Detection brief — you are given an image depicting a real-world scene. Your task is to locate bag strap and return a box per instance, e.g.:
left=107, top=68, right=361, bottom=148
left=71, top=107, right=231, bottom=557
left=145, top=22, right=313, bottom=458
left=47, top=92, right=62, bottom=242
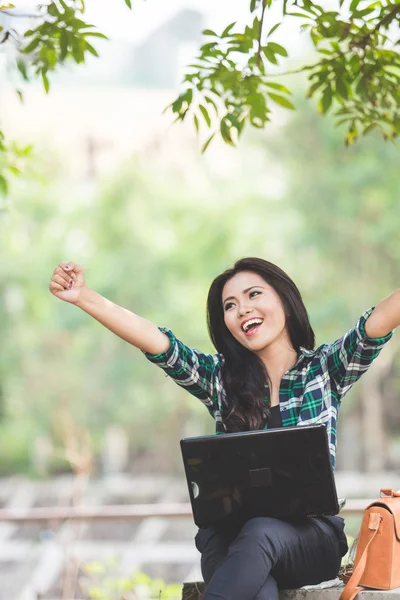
left=339, top=513, right=382, bottom=600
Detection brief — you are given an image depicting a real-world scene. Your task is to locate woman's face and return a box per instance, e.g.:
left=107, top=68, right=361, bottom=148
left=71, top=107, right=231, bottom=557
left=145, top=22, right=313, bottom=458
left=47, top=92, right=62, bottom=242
left=222, top=271, right=288, bottom=353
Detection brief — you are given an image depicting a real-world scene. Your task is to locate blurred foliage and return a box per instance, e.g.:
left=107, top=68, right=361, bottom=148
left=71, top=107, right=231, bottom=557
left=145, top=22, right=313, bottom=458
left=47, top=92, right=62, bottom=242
left=0, top=84, right=399, bottom=475
left=82, top=561, right=181, bottom=599
left=0, top=131, right=32, bottom=197
left=2, top=0, right=119, bottom=91
left=265, top=95, right=399, bottom=331
left=172, top=0, right=400, bottom=150
left=2, top=0, right=400, bottom=192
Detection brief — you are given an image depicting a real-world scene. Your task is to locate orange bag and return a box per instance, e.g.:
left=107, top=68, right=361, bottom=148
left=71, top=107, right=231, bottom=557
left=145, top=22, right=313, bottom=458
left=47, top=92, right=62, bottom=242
left=340, top=489, right=400, bottom=600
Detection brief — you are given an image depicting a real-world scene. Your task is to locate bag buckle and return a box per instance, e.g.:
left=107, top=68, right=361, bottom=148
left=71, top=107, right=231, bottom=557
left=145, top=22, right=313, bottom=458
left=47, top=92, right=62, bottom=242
left=369, top=513, right=381, bottom=531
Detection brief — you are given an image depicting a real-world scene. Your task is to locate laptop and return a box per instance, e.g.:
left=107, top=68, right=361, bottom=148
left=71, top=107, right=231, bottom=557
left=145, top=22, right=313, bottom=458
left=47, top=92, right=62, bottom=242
left=180, top=424, right=339, bottom=528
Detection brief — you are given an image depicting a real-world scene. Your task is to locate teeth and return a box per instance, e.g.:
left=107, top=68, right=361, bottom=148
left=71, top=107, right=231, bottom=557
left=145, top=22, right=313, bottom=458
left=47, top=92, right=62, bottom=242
left=242, top=318, right=263, bottom=332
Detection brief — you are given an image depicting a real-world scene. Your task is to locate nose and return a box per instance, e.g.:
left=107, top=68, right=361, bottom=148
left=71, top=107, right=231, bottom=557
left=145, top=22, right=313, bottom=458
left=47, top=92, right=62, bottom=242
left=238, top=304, right=252, bottom=318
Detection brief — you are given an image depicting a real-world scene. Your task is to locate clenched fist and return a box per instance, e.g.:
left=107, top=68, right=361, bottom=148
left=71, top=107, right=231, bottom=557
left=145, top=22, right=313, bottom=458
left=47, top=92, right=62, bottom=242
left=49, top=262, right=86, bottom=304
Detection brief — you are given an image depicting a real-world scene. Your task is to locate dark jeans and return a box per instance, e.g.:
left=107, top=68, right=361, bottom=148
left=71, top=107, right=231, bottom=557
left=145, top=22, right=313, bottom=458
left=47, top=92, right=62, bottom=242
left=194, top=516, right=347, bottom=600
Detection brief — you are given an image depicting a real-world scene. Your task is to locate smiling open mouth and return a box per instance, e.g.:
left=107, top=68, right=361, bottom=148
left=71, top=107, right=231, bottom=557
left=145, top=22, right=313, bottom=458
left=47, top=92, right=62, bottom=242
left=241, top=318, right=264, bottom=335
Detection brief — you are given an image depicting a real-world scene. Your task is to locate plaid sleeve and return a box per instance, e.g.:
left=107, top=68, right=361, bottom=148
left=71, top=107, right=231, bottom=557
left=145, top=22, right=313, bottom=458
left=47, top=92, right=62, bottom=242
left=326, top=307, right=394, bottom=398
left=142, top=327, right=222, bottom=417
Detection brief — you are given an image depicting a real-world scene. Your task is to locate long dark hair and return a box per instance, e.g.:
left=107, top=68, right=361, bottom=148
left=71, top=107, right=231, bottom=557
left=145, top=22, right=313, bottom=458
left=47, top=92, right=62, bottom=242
left=206, top=257, right=315, bottom=432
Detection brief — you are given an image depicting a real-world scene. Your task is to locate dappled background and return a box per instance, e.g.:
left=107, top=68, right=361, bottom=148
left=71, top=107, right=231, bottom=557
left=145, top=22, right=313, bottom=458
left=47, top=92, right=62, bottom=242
left=0, top=0, right=399, bottom=598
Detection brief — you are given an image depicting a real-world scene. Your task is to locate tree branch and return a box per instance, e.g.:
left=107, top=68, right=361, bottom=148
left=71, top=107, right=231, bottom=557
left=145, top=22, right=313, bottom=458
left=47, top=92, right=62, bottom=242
left=256, top=0, right=267, bottom=68
left=351, top=3, right=400, bottom=49
left=0, top=10, right=41, bottom=18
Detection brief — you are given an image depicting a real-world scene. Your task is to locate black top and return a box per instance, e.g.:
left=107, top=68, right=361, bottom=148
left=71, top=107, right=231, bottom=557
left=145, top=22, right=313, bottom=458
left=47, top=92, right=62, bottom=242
left=268, top=404, right=348, bottom=556
left=268, top=405, right=282, bottom=429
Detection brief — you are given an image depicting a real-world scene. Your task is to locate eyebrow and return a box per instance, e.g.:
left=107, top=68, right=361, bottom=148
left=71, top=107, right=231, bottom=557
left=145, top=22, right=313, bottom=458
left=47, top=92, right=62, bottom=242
left=223, top=286, right=265, bottom=305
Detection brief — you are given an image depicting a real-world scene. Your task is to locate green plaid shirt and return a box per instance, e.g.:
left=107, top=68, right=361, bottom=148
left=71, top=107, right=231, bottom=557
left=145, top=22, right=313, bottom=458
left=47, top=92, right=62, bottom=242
left=144, top=307, right=393, bottom=470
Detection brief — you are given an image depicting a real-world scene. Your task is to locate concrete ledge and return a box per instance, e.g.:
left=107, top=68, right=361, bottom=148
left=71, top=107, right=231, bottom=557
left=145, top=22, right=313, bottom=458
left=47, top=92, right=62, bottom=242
left=281, top=588, right=400, bottom=600
left=182, top=582, right=400, bottom=600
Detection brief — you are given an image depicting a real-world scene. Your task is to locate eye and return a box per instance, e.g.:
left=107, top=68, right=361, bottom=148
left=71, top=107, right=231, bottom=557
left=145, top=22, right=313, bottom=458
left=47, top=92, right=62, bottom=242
left=224, top=302, right=235, bottom=311
left=250, top=290, right=261, bottom=299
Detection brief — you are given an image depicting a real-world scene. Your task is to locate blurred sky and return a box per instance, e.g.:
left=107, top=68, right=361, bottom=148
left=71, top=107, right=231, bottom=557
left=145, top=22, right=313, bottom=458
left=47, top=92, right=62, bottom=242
left=19, top=0, right=306, bottom=46
left=18, top=0, right=253, bottom=42
left=85, top=0, right=252, bottom=43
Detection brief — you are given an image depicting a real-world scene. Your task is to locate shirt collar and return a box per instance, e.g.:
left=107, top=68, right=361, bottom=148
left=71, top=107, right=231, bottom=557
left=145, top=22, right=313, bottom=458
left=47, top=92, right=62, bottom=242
left=298, top=346, right=316, bottom=357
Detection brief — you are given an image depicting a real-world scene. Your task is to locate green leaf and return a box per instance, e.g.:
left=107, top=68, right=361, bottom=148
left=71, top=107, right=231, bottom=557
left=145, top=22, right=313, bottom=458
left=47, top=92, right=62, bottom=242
left=20, top=144, right=32, bottom=156
left=353, top=6, right=377, bottom=18
left=267, top=23, right=281, bottom=37
left=71, top=22, right=96, bottom=30
left=177, top=108, right=189, bottom=122
left=335, top=78, right=348, bottom=100
left=16, top=89, right=23, bottom=103
left=250, top=92, right=268, bottom=120
left=263, top=46, right=278, bottom=64
left=200, top=42, right=217, bottom=52
left=226, top=113, right=245, bottom=136
left=187, top=64, right=209, bottom=70
left=42, top=69, right=49, bottom=93
left=47, top=48, right=57, bottom=69
left=349, top=0, right=362, bottom=10
left=306, top=79, right=324, bottom=98
left=264, top=81, right=291, bottom=94
left=267, top=42, right=288, bottom=57
left=203, top=29, right=217, bottom=36
left=193, top=114, right=199, bottom=132
left=251, top=16, right=260, bottom=38
left=47, top=3, right=59, bottom=17
left=362, top=123, right=377, bottom=135
left=220, top=118, right=235, bottom=145
left=286, top=12, right=314, bottom=19
left=60, top=29, right=68, bottom=59
left=171, top=95, right=184, bottom=113
left=321, top=85, right=333, bottom=113
left=84, top=41, right=99, bottom=57
left=71, top=38, right=85, bottom=63
left=204, top=95, right=219, bottom=113
left=250, top=113, right=267, bottom=128
left=268, top=93, right=295, bottom=109
left=201, top=132, right=216, bottom=153
left=22, top=37, right=40, bottom=53
left=82, top=32, right=108, bottom=39
left=355, top=77, right=368, bottom=102
left=17, top=59, right=28, bottom=81
left=199, top=104, right=211, bottom=127
left=221, top=22, right=236, bottom=38
left=0, top=175, right=7, bottom=196
left=334, top=116, right=352, bottom=127
left=310, top=30, right=322, bottom=47
left=124, top=0, right=132, bottom=7
left=70, top=18, right=95, bottom=30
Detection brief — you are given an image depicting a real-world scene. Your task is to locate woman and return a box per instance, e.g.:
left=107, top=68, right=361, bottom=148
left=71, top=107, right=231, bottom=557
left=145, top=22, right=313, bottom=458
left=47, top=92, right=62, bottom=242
left=49, top=257, right=397, bottom=600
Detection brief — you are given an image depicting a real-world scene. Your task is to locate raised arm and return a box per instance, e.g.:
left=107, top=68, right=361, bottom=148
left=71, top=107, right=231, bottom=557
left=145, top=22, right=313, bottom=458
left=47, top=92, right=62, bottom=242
left=49, top=261, right=170, bottom=355
left=326, top=306, right=394, bottom=398
left=365, top=289, right=400, bottom=338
